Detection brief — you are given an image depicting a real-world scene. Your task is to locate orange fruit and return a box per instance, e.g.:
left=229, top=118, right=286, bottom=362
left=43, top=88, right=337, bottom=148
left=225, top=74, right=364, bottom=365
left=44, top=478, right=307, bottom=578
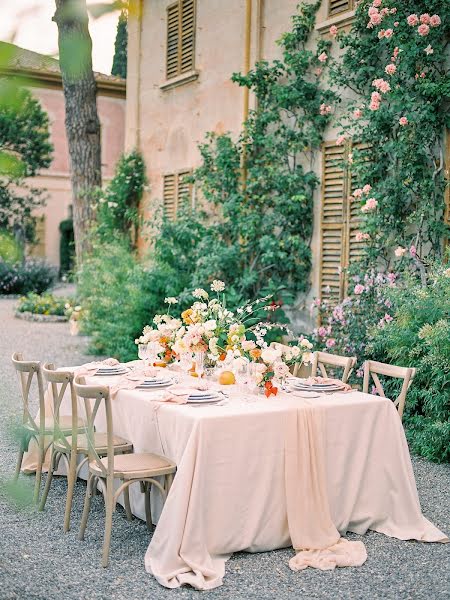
left=219, top=370, right=235, bottom=385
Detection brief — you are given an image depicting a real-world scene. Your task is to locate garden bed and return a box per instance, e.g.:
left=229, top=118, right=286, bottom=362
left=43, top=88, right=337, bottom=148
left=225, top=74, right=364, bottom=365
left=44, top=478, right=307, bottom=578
left=14, top=310, right=68, bottom=323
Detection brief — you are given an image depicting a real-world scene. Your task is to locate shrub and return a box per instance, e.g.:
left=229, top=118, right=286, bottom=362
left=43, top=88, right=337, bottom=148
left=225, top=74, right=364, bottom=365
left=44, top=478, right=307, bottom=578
left=0, top=230, right=23, bottom=263
left=367, top=265, right=450, bottom=463
left=17, top=292, right=68, bottom=316
left=0, top=258, right=57, bottom=295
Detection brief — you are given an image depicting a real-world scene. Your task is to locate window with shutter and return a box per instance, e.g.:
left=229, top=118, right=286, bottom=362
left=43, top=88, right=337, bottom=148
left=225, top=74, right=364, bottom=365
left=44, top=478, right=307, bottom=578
left=319, top=141, right=367, bottom=303
left=163, top=170, right=193, bottom=219
left=328, top=0, right=354, bottom=17
left=166, top=0, right=196, bottom=80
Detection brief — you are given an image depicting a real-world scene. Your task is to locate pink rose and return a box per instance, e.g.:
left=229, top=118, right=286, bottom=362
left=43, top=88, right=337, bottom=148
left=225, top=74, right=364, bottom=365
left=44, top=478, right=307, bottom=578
left=320, top=103, right=331, bottom=116
left=329, top=25, right=338, bottom=36
left=368, top=6, right=379, bottom=17
left=369, top=100, right=380, bottom=111
left=335, top=135, right=346, bottom=146
left=393, top=46, right=399, bottom=58
left=430, top=14, right=441, bottom=27
left=384, top=28, right=393, bottom=38
left=419, top=13, right=430, bottom=24
left=394, top=21, right=399, bottom=27
left=355, top=231, right=370, bottom=242
left=353, top=108, right=363, bottom=119
left=354, top=284, right=365, bottom=295
left=325, top=338, right=336, bottom=348
left=372, top=0, right=381, bottom=7
left=380, top=8, right=389, bottom=16
left=318, top=52, right=328, bottom=63
left=399, top=116, right=408, bottom=126
left=409, top=245, right=417, bottom=257
left=318, top=326, right=327, bottom=337
left=378, top=29, right=385, bottom=39
left=385, top=63, right=396, bottom=75
left=371, top=13, right=382, bottom=25
left=372, top=79, right=390, bottom=93
left=424, top=45, right=433, bottom=55
left=407, top=14, right=419, bottom=26
left=363, top=184, right=372, bottom=194
left=390, top=8, right=397, bottom=14
left=361, top=198, right=378, bottom=212
left=353, top=188, right=363, bottom=198
left=420, top=71, right=426, bottom=78
left=417, top=24, right=430, bottom=36
left=371, top=90, right=382, bottom=102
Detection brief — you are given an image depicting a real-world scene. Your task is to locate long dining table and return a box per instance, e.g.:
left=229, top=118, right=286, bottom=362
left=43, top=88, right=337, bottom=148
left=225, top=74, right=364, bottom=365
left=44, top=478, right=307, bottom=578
left=22, top=363, right=448, bottom=590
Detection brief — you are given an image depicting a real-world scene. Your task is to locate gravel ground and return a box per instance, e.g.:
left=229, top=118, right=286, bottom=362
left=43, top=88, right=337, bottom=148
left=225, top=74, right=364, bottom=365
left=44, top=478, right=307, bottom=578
left=0, top=296, right=448, bottom=600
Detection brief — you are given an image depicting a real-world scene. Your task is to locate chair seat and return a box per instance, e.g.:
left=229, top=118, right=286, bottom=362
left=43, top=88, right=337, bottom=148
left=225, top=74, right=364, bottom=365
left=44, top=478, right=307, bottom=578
left=54, top=433, right=133, bottom=455
left=23, top=416, right=86, bottom=435
left=89, top=452, right=176, bottom=479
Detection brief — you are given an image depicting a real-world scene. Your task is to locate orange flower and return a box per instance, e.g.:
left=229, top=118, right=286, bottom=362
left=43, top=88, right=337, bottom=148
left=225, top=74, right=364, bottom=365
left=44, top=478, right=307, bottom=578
left=160, top=336, right=170, bottom=345
left=264, top=380, right=278, bottom=398
left=250, top=348, right=262, bottom=360
left=181, top=308, right=195, bottom=324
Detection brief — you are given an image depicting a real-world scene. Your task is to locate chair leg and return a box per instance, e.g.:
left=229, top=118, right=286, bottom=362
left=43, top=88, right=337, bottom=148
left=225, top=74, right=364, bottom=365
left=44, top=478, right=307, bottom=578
left=166, top=473, right=174, bottom=495
left=144, top=483, right=153, bottom=532
left=79, top=473, right=94, bottom=541
left=38, top=449, right=57, bottom=511
left=64, top=450, right=78, bottom=532
left=14, top=443, right=24, bottom=482
left=33, top=436, right=45, bottom=504
left=123, top=484, right=133, bottom=522
left=102, top=482, right=114, bottom=568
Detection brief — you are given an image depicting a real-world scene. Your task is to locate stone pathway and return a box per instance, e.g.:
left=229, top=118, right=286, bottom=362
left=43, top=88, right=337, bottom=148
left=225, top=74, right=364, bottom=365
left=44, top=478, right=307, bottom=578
left=0, top=297, right=448, bottom=599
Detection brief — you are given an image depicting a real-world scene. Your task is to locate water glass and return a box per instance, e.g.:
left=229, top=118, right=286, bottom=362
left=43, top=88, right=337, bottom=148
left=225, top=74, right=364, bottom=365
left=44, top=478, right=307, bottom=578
left=138, top=344, right=149, bottom=367
left=180, top=352, right=193, bottom=373
left=194, top=351, right=206, bottom=379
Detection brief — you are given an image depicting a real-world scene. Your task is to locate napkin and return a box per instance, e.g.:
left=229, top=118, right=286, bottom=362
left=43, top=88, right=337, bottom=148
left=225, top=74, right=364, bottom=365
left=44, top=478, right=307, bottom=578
left=75, top=358, right=121, bottom=377
left=305, top=376, right=352, bottom=392
left=110, top=367, right=161, bottom=399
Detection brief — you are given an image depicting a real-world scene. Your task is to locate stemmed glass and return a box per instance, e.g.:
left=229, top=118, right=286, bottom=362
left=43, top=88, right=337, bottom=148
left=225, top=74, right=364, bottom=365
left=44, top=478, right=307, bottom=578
left=147, top=341, right=162, bottom=367
left=234, top=358, right=249, bottom=395
left=138, top=344, right=149, bottom=369
left=194, top=351, right=205, bottom=379
left=180, top=352, right=193, bottom=373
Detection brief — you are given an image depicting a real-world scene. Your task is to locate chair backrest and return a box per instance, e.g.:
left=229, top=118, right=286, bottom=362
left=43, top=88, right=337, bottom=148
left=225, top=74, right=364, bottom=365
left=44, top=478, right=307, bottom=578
left=311, top=351, right=357, bottom=384
left=74, top=376, right=113, bottom=479
left=363, top=360, right=416, bottom=420
left=12, top=352, right=45, bottom=434
left=42, top=363, right=78, bottom=452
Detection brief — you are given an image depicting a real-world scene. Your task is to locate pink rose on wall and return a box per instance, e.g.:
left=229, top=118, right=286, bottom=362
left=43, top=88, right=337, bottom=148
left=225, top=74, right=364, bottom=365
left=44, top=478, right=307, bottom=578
left=368, top=6, right=379, bottom=17
left=361, top=198, right=378, bottom=212
left=430, top=15, right=441, bottom=27
left=326, top=338, right=336, bottom=348
left=384, top=28, right=393, bottom=38
left=355, top=232, right=370, bottom=242
left=370, top=13, right=382, bottom=25
left=378, top=29, right=385, bottom=39
left=353, top=108, right=363, bottom=119
left=417, top=24, right=430, bottom=36
left=318, top=52, right=328, bottom=63
left=362, top=184, right=372, bottom=194
left=335, top=135, right=346, bottom=146
left=329, top=25, right=338, bottom=36
left=354, top=284, right=365, bottom=295
left=390, top=8, right=397, bottom=14
left=372, top=79, right=390, bottom=93
left=407, top=14, right=419, bottom=26
left=372, top=0, right=381, bottom=7
left=399, top=116, right=408, bottom=126
left=385, top=63, right=396, bottom=75
left=394, top=246, right=406, bottom=257
left=319, top=103, right=331, bottom=115
left=353, top=188, right=363, bottom=198
left=419, top=13, right=430, bottom=24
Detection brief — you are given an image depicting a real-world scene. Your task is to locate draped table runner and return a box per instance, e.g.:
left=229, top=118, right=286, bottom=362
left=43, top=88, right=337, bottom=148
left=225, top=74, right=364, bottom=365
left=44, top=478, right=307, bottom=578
left=21, top=366, right=447, bottom=590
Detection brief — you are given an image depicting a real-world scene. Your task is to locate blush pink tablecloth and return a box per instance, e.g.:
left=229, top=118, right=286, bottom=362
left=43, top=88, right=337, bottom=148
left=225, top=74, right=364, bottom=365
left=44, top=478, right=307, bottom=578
left=21, top=368, right=448, bottom=590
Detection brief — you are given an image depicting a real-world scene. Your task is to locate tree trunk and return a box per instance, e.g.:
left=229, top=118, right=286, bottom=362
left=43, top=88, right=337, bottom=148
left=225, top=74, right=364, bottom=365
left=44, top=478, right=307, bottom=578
left=53, top=0, right=102, bottom=265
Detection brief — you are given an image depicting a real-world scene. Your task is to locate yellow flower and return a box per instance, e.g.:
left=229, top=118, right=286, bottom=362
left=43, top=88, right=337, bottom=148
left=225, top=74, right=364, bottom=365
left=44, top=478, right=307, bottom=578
left=181, top=308, right=195, bottom=324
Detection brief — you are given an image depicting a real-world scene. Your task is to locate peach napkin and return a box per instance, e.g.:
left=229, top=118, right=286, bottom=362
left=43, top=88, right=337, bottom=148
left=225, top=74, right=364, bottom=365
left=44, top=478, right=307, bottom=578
left=305, top=376, right=352, bottom=392
left=75, top=357, right=121, bottom=377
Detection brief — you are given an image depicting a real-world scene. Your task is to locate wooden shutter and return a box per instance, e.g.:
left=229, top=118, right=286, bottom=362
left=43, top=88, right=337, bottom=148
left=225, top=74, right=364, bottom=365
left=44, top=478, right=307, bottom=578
left=177, top=170, right=192, bottom=208
left=319, top=142, right=347, bottom=303
left=29, top=216, right=46, bottom=258
left=163, top=174, right=177, bottom=220
left=328, top=0, right=353, bottom=17
left=347, top=142, right=370, bottom=269
left=166, top=0, right=196, bottom=80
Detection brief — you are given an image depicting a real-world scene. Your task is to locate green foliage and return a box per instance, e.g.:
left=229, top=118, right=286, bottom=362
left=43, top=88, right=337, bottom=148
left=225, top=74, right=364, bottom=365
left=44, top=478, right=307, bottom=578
left=367, top=264, right=450, bottom=463
left=0, top=259, right=57, bottom=295
left=59, top=218, right=75, bottom=276
left=192, top=1, right=337, bottom=308
left=95, top=150, right=147, bottom=248
left=17, top=292, right=68, bottom=316
left=0, top=76, right=53, bottom=240
left=111, top=10, right=127, bottom=79
left=0, top=229, right=23, bottom=263
left=329, top=0, right=450, bottom=270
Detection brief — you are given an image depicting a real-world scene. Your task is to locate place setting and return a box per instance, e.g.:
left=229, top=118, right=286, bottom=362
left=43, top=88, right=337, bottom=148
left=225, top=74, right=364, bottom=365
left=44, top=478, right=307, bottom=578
left=284, top=376, right=350, bottom=398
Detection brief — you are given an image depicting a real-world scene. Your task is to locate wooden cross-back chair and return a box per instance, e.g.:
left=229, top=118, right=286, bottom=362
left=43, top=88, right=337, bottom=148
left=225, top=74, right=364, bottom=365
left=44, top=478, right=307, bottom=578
left=74, top=376, right=177, bottom=567
left=38, top=363, right=132, bottom=531
left=363, top=360, right=416, bottom=421
left=12, top=352, right=47, bottom=503
left=311, top=351, right=357, bottom=384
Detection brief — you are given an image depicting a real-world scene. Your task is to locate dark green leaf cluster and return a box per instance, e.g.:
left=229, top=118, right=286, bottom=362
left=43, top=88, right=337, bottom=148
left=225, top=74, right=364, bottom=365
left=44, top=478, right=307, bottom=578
left=111, top=10, right=127, bottom=79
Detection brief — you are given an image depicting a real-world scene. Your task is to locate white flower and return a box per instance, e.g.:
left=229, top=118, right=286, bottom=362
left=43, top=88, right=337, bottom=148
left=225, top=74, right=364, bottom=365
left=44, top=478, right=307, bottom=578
left=302, top=351, right=312, bottom=365
left=164, top=297, right=178, bottom=305
left=242, top=339, right=256, bottom=351
left=193, top=288, right=209, bottom=299
left=211, top=279, right=225, bottom=292
left=394, top=246, right=406, bottom=257
left=153, top=314, right=163, bottom=325
left=261, top=347, right=282, bottom=364
left=208, top=337, right=219, bottom=353
left=260, top=328, right=267, bottom=336
left=107, top=201, right=118, bottom=208
left=237, top=308, right=244, bottom=314
left=300, top=338, right=313, bottom=350
left=273, top=362, right=290, bottom=380
left=291, top=346, right=301, bottom=357
left=246, top=306, right=253, bottom=313
left=167, top=318, right=182, bottom=331
left=204, top=319, right=217, bottom=332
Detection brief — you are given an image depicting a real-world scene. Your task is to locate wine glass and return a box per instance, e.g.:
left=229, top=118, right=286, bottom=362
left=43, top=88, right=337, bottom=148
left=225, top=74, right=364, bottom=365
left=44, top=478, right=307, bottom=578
left=194, top=351, right=205, bottom=379
left=180, top=352, right=192, bottom=373
left=234, top=358, right=249, bottom=395
left=147, top=341, right=162, bottom=367
left=138, top=344, right=149, bottom=368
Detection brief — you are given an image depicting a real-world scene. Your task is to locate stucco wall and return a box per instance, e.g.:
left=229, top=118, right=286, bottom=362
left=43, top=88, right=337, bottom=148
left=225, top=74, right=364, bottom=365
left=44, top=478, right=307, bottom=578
left=26, top=85, right=125, bottom=267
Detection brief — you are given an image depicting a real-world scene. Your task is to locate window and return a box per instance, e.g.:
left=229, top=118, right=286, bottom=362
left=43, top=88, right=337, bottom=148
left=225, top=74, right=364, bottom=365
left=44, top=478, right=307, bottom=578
left=319, top=141, right=367, bottom=303
left=166, top=0, right=196, bottom=80
left=328, top=0, right=354, bottom=17
left=163, top=170, right=193, bottom=219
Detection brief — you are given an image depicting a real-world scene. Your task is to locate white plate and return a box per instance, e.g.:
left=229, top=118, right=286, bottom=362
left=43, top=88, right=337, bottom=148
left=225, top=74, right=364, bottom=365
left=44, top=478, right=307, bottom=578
left=187, top=392, right=222, bottom=403
left=95, top=370, right=128, bottom=377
